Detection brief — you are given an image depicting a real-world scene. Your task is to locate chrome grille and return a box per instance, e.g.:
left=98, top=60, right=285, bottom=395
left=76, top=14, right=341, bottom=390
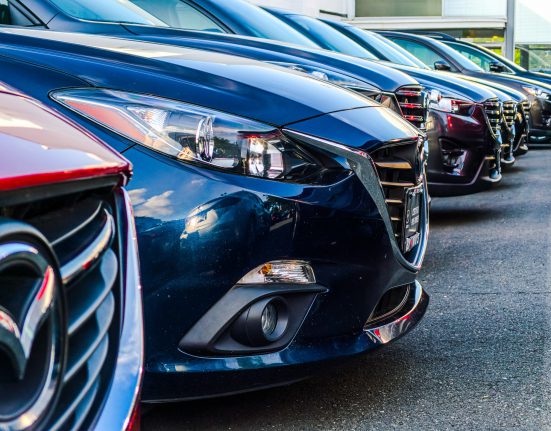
left=484, top=98, right=502, bottom=136
left=23, top=192, right=120, bottom=431
left=371, top=138, right=422, bottom=253
left=522, top=100, right=531, bottom=122
left=503, top=101, right=516, bottom=128
left=395, top=85, right=427, bottom=130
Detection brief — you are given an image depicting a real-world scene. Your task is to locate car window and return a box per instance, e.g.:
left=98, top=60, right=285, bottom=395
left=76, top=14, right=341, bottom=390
left=131, top=0, right=225, bottom=32
left=389, top=37, right=456, bottom=71
left=48, top=0, right=168, bottom=25
left=447, top=42, right=513, bottom=73
left=287, top=15, right=376, bottom=59
left=0, top=0, right=35, bottom=26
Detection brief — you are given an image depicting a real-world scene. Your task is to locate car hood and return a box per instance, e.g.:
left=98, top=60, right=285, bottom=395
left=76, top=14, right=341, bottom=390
left=456, top=75, right=526, bottom=102
left=387, top=63, right=498, bottom=102
left=285, top=106, right=419, bottom=151
left=121, top=25, right=420, bottom=92
left=0, top=85, right=130, bottom=191
left=0, top=28, right=376, bottom=127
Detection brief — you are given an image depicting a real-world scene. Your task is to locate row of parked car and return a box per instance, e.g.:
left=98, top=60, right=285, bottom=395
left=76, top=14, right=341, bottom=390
left=2, top=0, right=551, bottom=429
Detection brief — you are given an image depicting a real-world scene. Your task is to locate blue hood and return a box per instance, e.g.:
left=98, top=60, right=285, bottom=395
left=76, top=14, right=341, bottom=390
left=119, top=25, right=419, bottom=92
left=0, top=28, right=378, bottom=127
left=387, top=63, right=499, bottom=103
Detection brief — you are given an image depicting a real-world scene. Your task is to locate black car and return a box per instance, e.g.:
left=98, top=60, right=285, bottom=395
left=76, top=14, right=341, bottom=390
left=419, top=32, right=551, bottom=86
left=380, top=31, right=551, bottom=143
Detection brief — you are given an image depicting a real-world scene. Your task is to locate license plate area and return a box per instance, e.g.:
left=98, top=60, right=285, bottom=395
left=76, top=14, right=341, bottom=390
left=402, top=185, right=422, bottom=253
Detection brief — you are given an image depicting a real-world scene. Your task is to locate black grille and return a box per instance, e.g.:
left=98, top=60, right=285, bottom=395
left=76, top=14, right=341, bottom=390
left=503, top=101, right=516, bottom=128
left=395, top=85, right=427, bottom=130
left=17, top=189, right=120, bottom=430
left=371, top=138, right=422, bottom=254
left=366, top=284, right=411, bottom=324
left=484, top=98, right=502, bottom=136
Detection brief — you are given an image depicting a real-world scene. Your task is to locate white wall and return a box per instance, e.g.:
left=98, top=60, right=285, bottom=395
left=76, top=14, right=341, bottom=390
left=516, top=0, right=551, bottom=44
left=250, top=0, right=349, bottom=17
left=443, top=0, right=506, bottom=17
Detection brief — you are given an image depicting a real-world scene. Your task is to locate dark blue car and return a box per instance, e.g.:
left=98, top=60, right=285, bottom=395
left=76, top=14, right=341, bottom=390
left=5, top=0, right=524, bottom=195
left=0, top=28, right=429, bottom=401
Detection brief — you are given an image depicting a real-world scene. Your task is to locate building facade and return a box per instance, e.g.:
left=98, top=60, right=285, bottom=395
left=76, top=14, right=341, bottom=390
left=251, top=0, right=551, bottom=71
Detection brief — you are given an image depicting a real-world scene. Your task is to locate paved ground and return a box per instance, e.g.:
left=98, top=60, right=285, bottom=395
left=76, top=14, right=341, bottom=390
left=143, top=149, right=551, bottom=431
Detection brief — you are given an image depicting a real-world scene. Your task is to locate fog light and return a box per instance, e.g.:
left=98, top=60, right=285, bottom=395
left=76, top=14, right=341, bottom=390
left=237, top=260, right=315, bottom=285
left=261, top=302, right=278, bottom=337
left=232, top=297, right=289, bottom=346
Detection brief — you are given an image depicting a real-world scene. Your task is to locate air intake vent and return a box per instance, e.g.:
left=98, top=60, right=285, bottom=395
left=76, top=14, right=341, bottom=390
left=15, top=189, right=121, bottom=431
left=395, top=85, right=427, bottom=130
left=484, top=98, right=502, bottom=136
left=371, top=138, right=423, bottom=257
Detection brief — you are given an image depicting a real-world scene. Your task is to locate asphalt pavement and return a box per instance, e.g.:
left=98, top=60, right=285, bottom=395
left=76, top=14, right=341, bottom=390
left=143, top=148, right=551, bottom=431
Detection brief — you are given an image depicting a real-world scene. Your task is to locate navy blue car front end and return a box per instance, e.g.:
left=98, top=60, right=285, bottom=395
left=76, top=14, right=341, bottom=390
left=0, top=29, right=429, bottom=402
left=126, top=113, right=429, bottom=401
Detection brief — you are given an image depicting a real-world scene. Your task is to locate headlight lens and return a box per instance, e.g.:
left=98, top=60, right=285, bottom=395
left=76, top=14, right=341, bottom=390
left=270, top=62, right=380, bottom=97
left=52, top=89, right=324, bottom=181
left=430, top=97, right=475, bottom=116
left=522, top=86, right=551, bottom=100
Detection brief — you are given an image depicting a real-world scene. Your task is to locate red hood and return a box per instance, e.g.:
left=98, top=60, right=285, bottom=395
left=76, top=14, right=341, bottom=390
left=0, top=85, right=131, bottom=191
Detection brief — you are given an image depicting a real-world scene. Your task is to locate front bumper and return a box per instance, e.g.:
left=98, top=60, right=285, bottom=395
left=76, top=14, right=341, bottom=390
left=120, top=108, right=428, bottom=402
left=145, top=282, right=428, bottom=401
left=426, top=107, right=501, bottom=197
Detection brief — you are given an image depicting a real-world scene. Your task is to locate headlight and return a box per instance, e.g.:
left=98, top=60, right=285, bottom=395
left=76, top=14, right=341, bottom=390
left=430, top=97, right=475, bottom=116
left=51, top=89, right=325, bottom=182
left=270, top=62, right=380, bottom=97
left=522, top=86, right=551, bottom=100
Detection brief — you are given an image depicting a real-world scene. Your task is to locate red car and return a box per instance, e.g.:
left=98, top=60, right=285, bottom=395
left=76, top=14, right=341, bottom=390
left=0, top=83, right=142, bottom=430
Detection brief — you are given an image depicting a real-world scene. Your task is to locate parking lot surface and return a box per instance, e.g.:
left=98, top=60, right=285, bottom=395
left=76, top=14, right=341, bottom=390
left=143, top=149, right=551, bottom=431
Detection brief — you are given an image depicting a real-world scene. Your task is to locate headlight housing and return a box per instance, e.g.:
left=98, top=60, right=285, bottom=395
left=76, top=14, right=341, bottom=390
left=270, top=62, right=381, bottom=98
left=51, top=88, right=328, bottom=182
left=522, top=86, right=551, bottom=100
left=430, top=96, right=475, bottom=116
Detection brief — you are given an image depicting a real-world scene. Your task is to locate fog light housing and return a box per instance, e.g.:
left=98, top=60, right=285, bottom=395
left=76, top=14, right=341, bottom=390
left=237, top=260, right=315, bottom=285
left=232, top=297, right=289, bottom=346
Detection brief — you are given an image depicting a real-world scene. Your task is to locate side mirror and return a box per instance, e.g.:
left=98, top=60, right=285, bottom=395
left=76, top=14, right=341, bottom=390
left=434, top=60, right=452, bottom=71
left=489, top=61, right=506, bottom=73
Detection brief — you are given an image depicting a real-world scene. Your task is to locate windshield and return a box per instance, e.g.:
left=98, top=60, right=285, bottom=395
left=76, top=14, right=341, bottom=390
left=346, top=27, right=428, bottom=67
left=172, top=0, right=321, bottom=48
left=49, top=0, right=168, bottom=25
left=369, top=32, right=430, bottom=69
left=430, top=37, right=485, bottom=72
left=285, top=15, right=377, bottom=59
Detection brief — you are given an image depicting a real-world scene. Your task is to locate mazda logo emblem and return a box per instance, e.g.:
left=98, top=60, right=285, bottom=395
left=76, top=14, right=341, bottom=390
left=0, top=227, right=65, bottom=431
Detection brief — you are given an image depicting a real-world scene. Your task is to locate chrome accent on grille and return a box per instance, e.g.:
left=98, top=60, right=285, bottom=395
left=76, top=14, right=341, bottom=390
left=24, top=194, right=121, bottom=430
left=371, top=138, right=424, bottom=254
left=503, top=101, right=516, bottom=128
left=395, top=85, right=428, bottom=130
left=522, top=100, right=531, bottom=121
left=283, top=129, right=428, bottom=270
left=483, top=98, right=503, bottom=137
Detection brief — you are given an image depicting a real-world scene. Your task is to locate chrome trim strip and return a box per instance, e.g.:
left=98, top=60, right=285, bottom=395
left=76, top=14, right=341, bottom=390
left=364, top=281, right=428, bottom=344
left=283, top=129, right=429, bottom=271
left=91, top=188, right=143, bottom=431
left=60, top=210, right=114, bottom=284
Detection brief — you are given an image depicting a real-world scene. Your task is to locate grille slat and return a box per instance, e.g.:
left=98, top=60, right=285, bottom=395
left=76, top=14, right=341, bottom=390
left=503, top=101, right=516, bottom=129
left=19, top=190, right=122, bottom=431
left=60, top=210, right=114, bottom=284
left=395, top=85, right=427, bottom=130
left=371, top=138, right=423, bottom=257
left=67, top=249, right=118, bottom=335
left=50, top=343, right=107, bottom=431
left=65, top=295, right=114, bottom=382
left=484, top=98, right=503, bottom=136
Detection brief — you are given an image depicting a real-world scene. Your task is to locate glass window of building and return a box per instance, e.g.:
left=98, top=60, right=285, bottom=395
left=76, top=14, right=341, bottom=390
left=356, top=0, right=442, bottom=17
